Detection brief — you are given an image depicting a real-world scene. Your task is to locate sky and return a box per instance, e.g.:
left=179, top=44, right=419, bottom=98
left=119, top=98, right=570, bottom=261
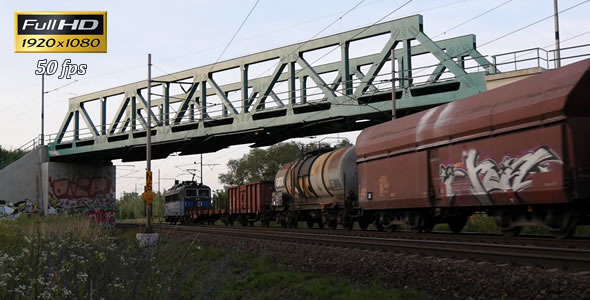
left=1, top=0, right=589, bottom=196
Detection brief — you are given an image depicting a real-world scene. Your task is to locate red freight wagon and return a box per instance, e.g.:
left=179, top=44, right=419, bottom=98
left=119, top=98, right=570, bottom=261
left=355, top=59, right=590, bottom=238
left=227, top=181, right=274, bottom=226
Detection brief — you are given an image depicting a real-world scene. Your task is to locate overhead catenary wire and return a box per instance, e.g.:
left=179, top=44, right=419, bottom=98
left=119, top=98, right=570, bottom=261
left=131, top=0, right=263, bottom=185
left=134, top=0, right=379, bottom=177
left=208, top=0, right=261, bottom=73
left=431, top=0, right=513, bottom=39
left=266, top=0, right=413, bottom=93
left=480, top=0, right=590, bottom=48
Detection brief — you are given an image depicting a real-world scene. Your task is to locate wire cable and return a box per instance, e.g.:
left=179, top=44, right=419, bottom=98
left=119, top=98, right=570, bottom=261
left=432, top=0, right=513, bottom=39
left=480, top=0, right=590, bottom=48
left=209, top=0, right=261, bottom=73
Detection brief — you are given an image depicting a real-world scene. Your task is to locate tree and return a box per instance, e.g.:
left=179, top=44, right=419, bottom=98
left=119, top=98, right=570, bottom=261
left=218, top=142, right=302, bottom=186
left=218, top=139, right=354, bottom=186
left=116, top=191, right=165, bottom=220
left=212, top=189, right=228, bottom=210
left=0, top=145, right=25, bottom=170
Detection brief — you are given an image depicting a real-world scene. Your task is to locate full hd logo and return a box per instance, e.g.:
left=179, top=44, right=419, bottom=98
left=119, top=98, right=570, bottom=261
left=15, top=12, right=107, bottom=53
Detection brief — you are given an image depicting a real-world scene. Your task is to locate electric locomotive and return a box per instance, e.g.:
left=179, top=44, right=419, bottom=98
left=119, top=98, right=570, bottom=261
left=164, top=180, right=212, bottom=224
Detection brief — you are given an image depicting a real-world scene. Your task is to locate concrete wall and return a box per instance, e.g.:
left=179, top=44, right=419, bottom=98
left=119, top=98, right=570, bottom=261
left=44, top=161, right=116, bottom=225
left=0, top=147, right=116, bottom=224
left=0, top=146, right=47, bottom=206
left=486, top=67, right=545, bottom=90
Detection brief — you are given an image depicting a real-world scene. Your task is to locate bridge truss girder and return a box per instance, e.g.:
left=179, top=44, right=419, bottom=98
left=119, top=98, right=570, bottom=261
left=49, top=14, right=493, bottom=162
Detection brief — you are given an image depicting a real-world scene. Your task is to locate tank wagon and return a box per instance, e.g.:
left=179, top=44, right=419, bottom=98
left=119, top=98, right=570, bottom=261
left=274, top=147, right=358, bottom=229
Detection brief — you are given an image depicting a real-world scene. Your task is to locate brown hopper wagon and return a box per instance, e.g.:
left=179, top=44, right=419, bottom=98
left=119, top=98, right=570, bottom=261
left=355, top=58, right=590, bottom=238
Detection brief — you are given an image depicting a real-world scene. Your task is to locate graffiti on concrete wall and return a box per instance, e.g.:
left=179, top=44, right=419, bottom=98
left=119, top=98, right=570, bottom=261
left=440, top=146, right=563, bottom=206
left=48, top=176, right=116, bottom=225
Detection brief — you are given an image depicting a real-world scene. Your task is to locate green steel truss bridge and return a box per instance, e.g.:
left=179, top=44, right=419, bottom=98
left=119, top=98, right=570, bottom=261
left=48, top=15, right=494, bottom=162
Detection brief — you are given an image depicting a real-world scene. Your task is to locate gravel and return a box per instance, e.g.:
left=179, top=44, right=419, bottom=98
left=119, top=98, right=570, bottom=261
left=166, top=230, right=590, bottom=299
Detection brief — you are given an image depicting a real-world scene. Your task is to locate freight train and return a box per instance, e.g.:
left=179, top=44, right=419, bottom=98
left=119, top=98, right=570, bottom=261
left=164, top=58, right=590, bottom=238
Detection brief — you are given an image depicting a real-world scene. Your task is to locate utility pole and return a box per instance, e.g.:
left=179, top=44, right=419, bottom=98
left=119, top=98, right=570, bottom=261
left=41, top=74, right=45, bottom=145
left=391, top=48, right=396, bottom=120
left=144, top=53, right=154, bottom=233
left=554, top=0, right=561, bottom=68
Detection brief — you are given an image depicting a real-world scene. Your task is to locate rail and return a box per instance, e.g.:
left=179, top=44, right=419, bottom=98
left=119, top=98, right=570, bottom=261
left=118, top=222, right=590, bottom=270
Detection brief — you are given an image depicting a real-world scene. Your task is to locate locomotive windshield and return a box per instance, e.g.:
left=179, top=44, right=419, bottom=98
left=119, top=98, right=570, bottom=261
left=198, top=189, right=209, bottom=197
left=185, top=189, right=197, bottom=197
left=165, top=193, right=180, bottom=203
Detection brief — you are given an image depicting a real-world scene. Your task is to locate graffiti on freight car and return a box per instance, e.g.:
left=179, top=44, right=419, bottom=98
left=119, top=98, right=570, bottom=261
left=440, top=146, right=563, bottom=205
left=48, top=176, right=115, bottom=224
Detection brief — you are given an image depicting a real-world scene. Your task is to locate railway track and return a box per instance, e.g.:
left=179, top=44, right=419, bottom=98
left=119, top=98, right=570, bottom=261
left=118, top=222, right=590, bottom=270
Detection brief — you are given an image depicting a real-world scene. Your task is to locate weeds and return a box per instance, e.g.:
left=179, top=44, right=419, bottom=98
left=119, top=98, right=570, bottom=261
left=0, top=216, right=418, bottom=299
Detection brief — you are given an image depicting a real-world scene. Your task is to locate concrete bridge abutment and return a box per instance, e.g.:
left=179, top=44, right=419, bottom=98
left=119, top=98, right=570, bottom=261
left=0, top=146, right=116, bottom=224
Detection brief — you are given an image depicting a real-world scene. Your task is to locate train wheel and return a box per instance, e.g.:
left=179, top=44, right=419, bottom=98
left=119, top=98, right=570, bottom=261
left=422, top=220, right=435, bottom=233
left=375, top=222, right=385, bottom=232
left=449, top=216, right=468, bottom=234
left=546, top=209, right=577, bottom=239
left=318, top=219, right=325, bottom=229
left=344, top=221, right=353, bottom=231
left=307, top=219, right=314, bottom=229
left=550, top=217, right=577, bottom=239
left=407, top=212, right=424, bottom=233
left=248, top=221, right=254, bottom=227
left=551, top=223, right=576, bottom=239
left=358, top=219, right=369, bottom=231
left=389, top=225, right=398, bottom=232
left=497, top=212, right=521, bottom=237
left=329, top=220, right=338, bottom=230
left=501, top=227, right=522, bottom=237
left=343, top=216, right=353, bottom=231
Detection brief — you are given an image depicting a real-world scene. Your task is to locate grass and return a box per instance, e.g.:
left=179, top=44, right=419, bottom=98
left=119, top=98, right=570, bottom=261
left=220, top=253, right=419, bottom=300
left=0, top=215, right=421, bottom=299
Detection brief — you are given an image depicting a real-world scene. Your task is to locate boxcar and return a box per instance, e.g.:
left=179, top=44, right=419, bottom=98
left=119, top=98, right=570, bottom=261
left=355, top=58, right=590, bottom=238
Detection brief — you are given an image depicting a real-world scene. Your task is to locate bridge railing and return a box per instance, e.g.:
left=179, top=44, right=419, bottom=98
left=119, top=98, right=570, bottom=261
left=491, top=43, right=590, bottom=72
left=17, top=135, right=43, bottom=153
